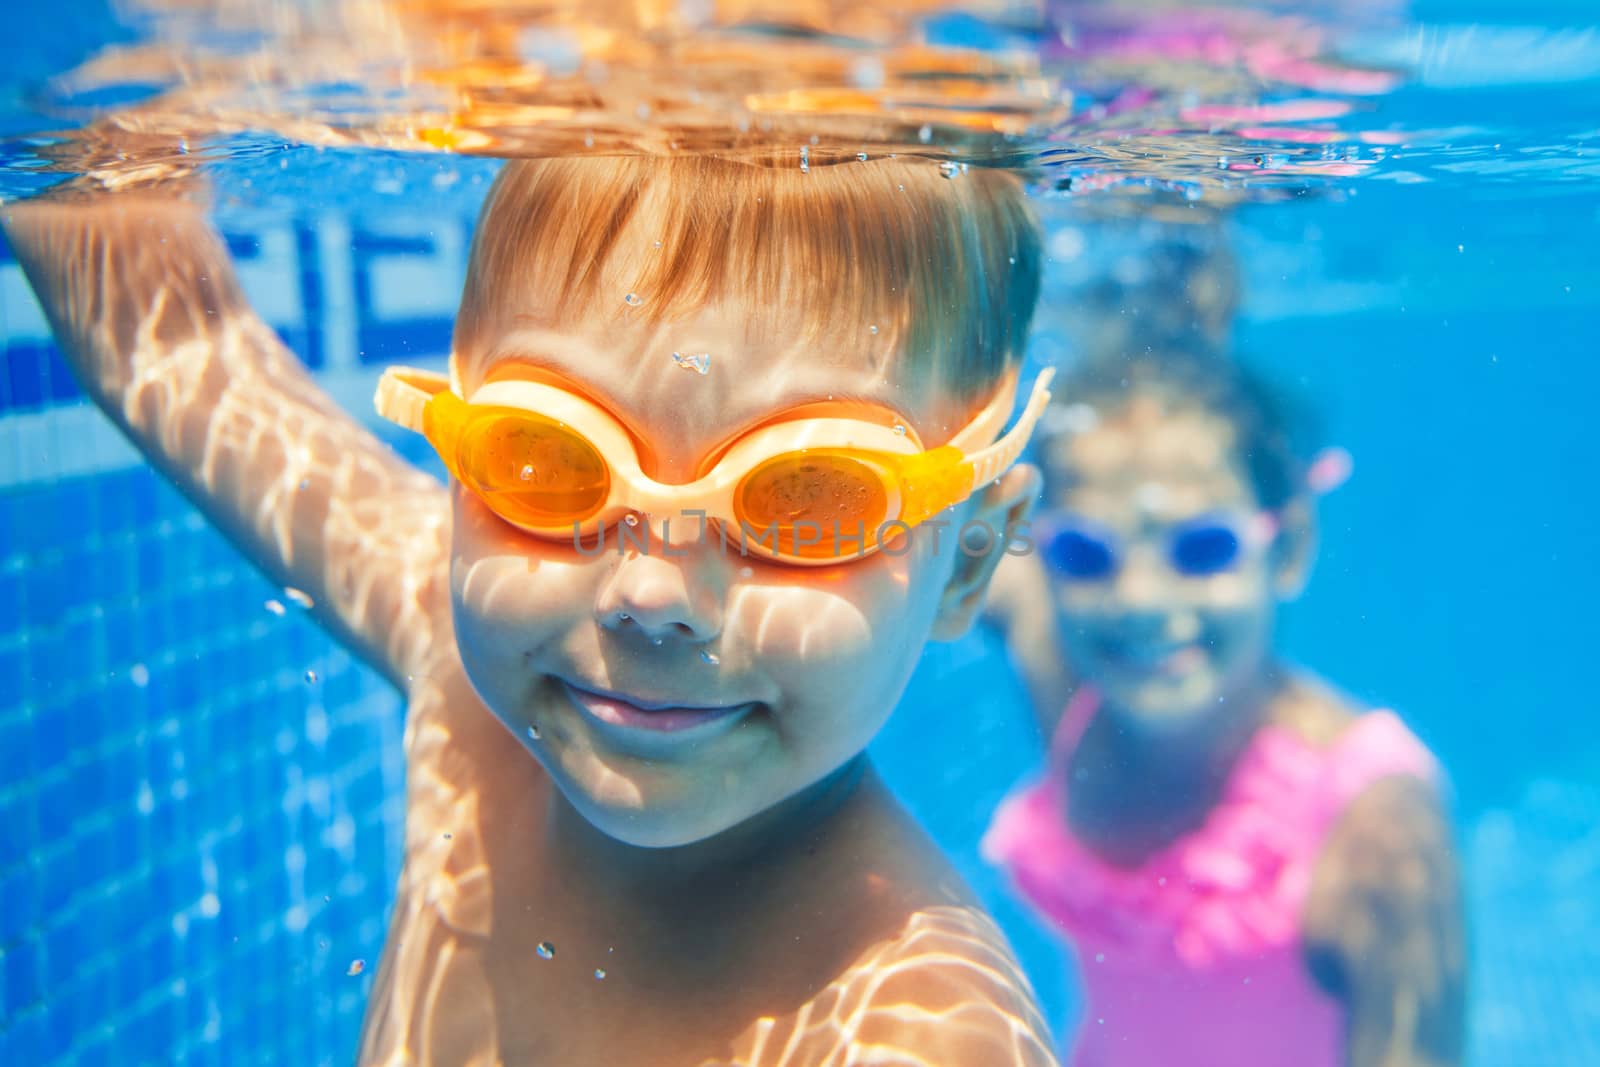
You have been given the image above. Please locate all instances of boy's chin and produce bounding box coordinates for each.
[574,794,755,850]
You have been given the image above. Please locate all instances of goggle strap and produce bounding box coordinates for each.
[962,367,1055,492]
[947,371,1022,454]
[374,367,451,432]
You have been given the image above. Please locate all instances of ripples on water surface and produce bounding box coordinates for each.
[3,0,1597,207]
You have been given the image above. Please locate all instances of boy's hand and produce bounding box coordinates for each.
[12,118,210,204]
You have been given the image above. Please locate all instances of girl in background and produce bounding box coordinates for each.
[983,226,1465,1066]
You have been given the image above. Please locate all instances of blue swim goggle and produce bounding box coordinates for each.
[1036,510,1279,582]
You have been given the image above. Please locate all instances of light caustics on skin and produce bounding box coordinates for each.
[701,908,1056,1067]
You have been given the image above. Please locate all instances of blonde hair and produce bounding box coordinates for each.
[453,150,1042,406]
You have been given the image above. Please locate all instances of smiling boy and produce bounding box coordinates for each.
[7,149,1058,1065]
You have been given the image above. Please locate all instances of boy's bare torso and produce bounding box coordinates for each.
[361,641,1054,1067]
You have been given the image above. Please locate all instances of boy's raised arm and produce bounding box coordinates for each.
[4,193,448,690]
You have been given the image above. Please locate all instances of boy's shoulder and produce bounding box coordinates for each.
[775,785,1060,1065]
[737,903,1059,1067]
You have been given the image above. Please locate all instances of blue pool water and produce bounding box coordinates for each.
[4,1,1600,1064]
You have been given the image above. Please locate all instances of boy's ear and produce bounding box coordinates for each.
[1273,496,1318,600]
[930,463,1043,642]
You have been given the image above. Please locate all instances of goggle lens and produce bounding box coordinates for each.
[735,451,891,561]
[1040,517,1252,581]
[1169,523,1242,577]
[1042,527,1117,581]
[457,411,611,529]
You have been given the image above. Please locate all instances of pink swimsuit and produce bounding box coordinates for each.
[982,689,1438,1067]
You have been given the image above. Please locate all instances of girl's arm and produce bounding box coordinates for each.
[3,193,449,690]
[1303,777,1468,1067]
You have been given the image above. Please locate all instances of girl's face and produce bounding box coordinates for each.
[446,296,1030,849]
[1040,394,1298,726]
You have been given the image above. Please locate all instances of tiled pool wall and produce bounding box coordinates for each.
[0,212,469,1066]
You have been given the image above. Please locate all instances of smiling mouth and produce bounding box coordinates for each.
[557,679,757,734]
[1099,641,1207,677]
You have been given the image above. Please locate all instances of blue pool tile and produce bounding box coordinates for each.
[33,773,75,843]
[35,848,78,919]
[0,568,21,623]
[41,918,84,991]
[28,706,69,774]
[74,1032,115,1067]
[6,485,74,556]
[93,478,138,536]
[128,474,170,529]
[2,937,42,1017]
[120,1005,168,1065]
[0,863,39,942]
[70,822,115,890]
[0,713,32,785]
[22,562,70,630]
[135,537,170,591]
[0,643,26,713]
[89,541,138,603]
[0,1006,47,1065]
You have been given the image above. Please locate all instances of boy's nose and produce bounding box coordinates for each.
[596,544,725,645]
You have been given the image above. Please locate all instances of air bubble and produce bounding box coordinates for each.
[527,724,541,741]
[799,146,810,174]
[700,650,720,665]
[623,293,643,307]
[671,352,711,374]
[536,942,555,960]
[284,587,314,610]
[893,424,907,436]
[305,670,318,684]
[347,959,365,976]
[623,513,640,527]
[594,968,607,980]
[264,599,286,616]
[918,124,933,144]
[868,324,879,335]
[520,464,536,481]
[856,152,868,162]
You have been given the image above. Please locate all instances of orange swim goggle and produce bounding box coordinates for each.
[375,365,1053,566]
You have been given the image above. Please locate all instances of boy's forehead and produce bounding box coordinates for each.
[466,311,972,448]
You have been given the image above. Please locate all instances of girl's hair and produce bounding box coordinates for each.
[453,150,1042,406]
[1049,348,1321,511]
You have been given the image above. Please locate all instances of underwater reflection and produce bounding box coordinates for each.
[17,0,1415,203]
